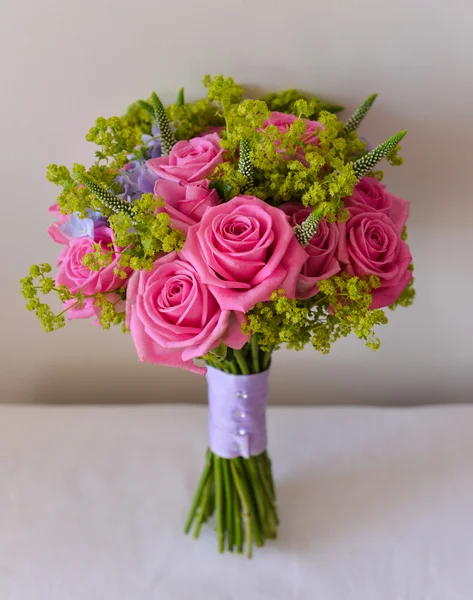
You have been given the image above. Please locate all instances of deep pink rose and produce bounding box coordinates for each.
[262,111,324,162]
[281,203,341,299]
[338,208,412,309]
[56,226,126,319]
[344,177,409,235]
[154,179,220,233]
[181,196,309,313]
[125,252,248,374]
[147,133,224,184]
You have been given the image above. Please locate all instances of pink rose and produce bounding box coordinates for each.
[147,133,224,184]
[181,196,309,313]
[344,177,409,235]
[281,203,341,299]
[47,203,69,245]
[154,179,220,233]
[56,226,126,319]
[262,112,324,162]
[126,252,248,374]
[338,208,413,309]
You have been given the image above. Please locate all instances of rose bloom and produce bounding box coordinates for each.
[281,203,341,299]
[181,196,309,313]
[344,176,409,235]
[147,133,224,184]
[154,179,220,233]
[262,111,324,162]
[126,253,248,374]
[47,203,69,245]
[56,226,126,319]
[338,208,412,309]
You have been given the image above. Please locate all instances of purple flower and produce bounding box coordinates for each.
[60,209,106,239]
[127,124,163,165]
[142,124,162,159]
[116,163,159,203]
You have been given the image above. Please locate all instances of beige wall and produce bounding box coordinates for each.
[2,0,472,405]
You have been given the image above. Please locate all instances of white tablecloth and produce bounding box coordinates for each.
[1,404,472,599]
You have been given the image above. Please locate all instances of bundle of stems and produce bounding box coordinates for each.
[185,340,278,557]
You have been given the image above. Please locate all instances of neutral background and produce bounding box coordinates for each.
[2,0,472,405]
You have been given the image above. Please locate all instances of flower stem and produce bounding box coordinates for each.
[230,461,253,558]
[222,459,234,551]
[233,479,243,553]
[184,449,212,533]
[250,336,260,374]
[215,457,224,553]
[262,348,272,371]
[193,462,214,539]
[233,349,250,375]
[235,458,264,547]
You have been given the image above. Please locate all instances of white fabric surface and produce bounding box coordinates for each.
[1,404,473,600]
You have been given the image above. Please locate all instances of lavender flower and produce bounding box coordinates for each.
[60,209,107,239]
[116,163,159,203]
[142,124,162,159]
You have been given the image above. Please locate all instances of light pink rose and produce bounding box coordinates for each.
[154,179,220,233]
[344,177,410,235]
[281,203,341,299]
[181,196,309,313]
[56,226,126,319]
[147,133,224,184]
[125,252,248,374]
[262,111,324,162]
[47,203,69,246]
[338,208,412,309]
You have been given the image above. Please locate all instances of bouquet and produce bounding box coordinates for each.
[21,76,415,557]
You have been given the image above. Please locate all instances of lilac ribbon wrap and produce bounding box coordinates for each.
[206,366,270,459]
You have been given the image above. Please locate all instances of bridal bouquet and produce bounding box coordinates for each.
[21,76,414,557]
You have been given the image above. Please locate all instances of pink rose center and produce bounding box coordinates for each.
[350,217,399,265]
[144,268,218,330]
[216,215,265,252]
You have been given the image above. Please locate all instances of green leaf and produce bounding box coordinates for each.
[177,87,185,107]
[137,100,155,119]
[209,180,232,201]
[209,342,228,361]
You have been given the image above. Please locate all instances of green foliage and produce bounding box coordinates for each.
[389,264,415,309]
[352,130,407,180]
[245,275,388,354]
[211,103,357,225]
[386,143,404,167]
[94,293,127,330]
[167,98,224,140]
[21,263,128,332]
[150,92,177,154]
[238,138,254,189]
[107,193,185,272]
[209,179,233,201]
[294,204,325,246]
[85,103,152,165]
[203,74,244,131]
[176,87,185,107]
[75,171,135,219]
[263,88,344,118]
[343,93,377,136]
[46,162,119,217]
